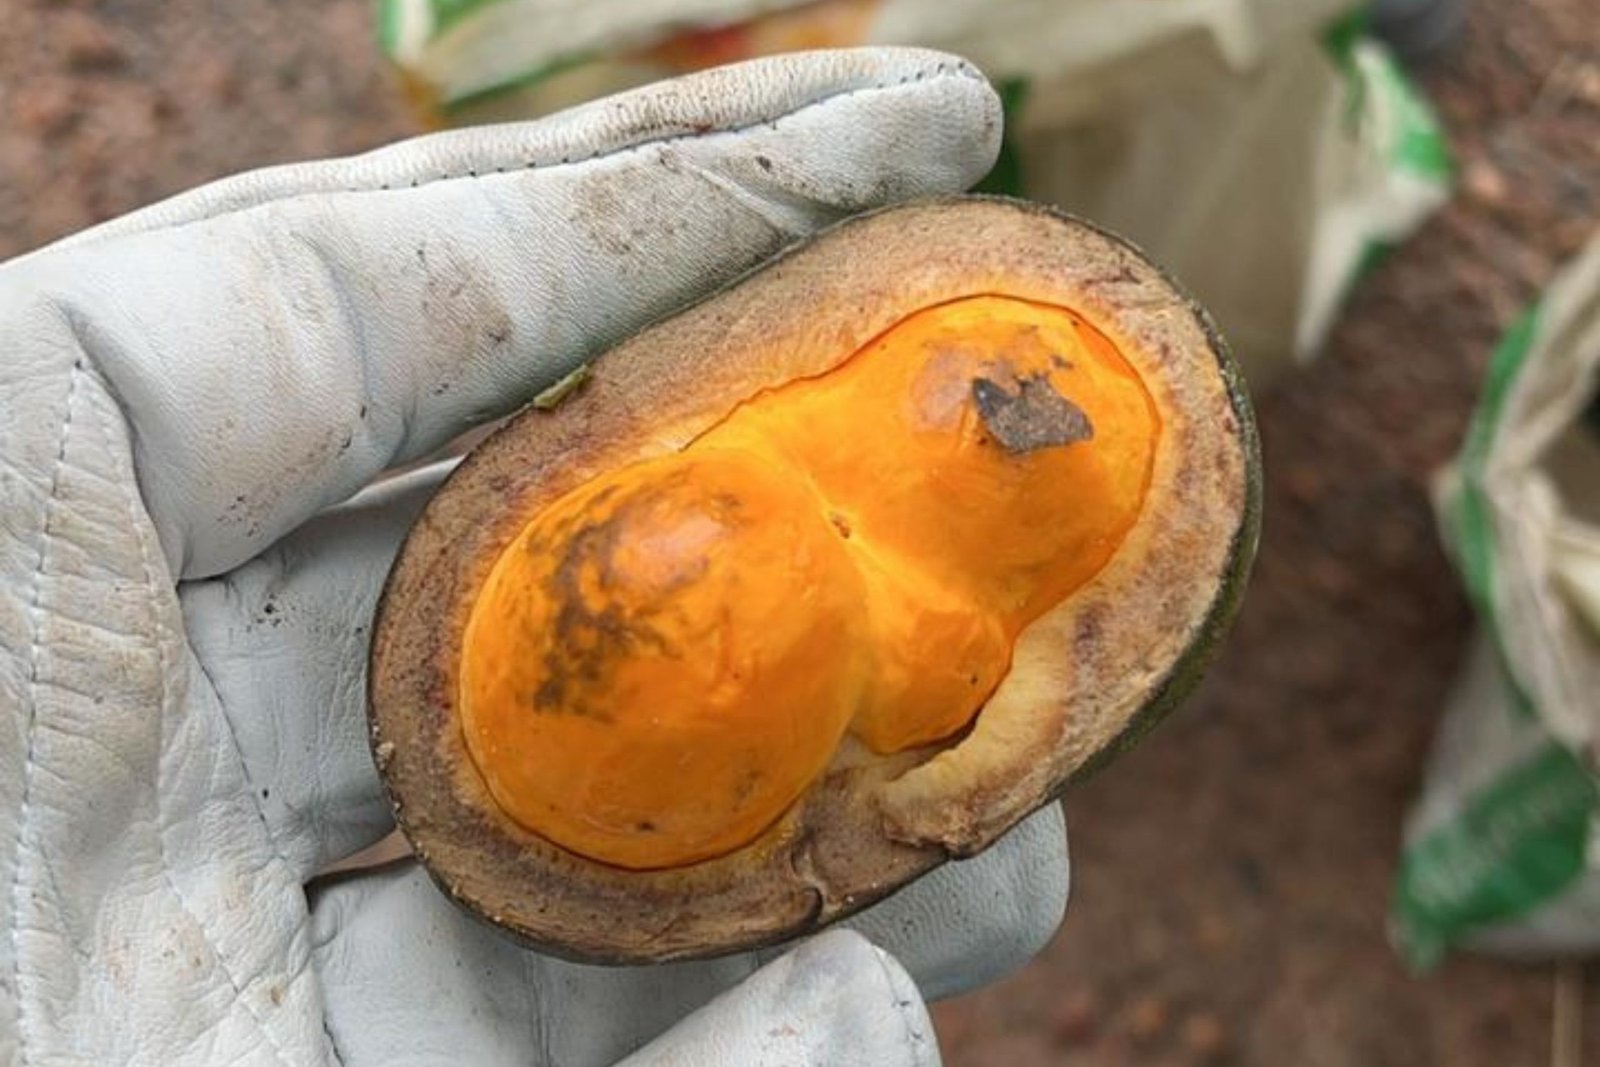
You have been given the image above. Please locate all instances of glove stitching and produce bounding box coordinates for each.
[517,929,553,1062]
[9,356,87,1067]
[43,59,983,245]
[868,947,938,1067]
[188,653,304,879]
[93,379,305,1067]
[357,64,973,195]
[320,1017,349,1067]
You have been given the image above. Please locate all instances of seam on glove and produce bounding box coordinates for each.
[190,654,301,879]
[9,356,87,1067]
[342,61,982,193]
[45,59,985,253]
[321,1018,349,1067]
[868,945,939,1067]
[361,63,979,196]
[517,929,554,1062]
[96,380,305,1067]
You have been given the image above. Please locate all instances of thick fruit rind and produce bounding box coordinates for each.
[368,196,1262,963]
[1051,208,1262,793]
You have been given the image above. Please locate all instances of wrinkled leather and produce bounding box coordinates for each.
[0,47,1068,1066]
[613,931,938,1067]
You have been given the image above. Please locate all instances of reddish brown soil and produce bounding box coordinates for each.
[3,1,1597,1064]
[0,2,418,257]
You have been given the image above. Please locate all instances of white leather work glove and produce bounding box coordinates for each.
[0,48,1069,1067]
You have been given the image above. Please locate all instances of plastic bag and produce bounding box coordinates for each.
[1394,232,1600,967]
[378,0,1450,389]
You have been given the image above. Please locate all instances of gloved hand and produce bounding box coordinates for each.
[0,48,1069,1067]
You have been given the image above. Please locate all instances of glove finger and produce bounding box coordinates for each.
[15,47,998,579]
[310,812,1060,1065]
[839,802,1068,1001]
[177,463,451,880]
[616,930,938,1067]
[311,862,764,1067]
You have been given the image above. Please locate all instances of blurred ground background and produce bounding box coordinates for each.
[2,0,1596,1064]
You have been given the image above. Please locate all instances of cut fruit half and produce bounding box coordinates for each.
[369,196,1261,963]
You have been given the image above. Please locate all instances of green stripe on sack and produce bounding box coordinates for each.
[1322,7,1370,132]
[1366,48,1452,181]
[1397,298,1599,968]
[376,0,513,53]
[1450,304,1541,623]
[1321,7,1452,180]
[428,0,516,40]
[1353,238,1398,285]
[1321,6,1369,70]
[1395,740,1599,969]
[377,0,401,55]
[441,50,599,114]
[974,77,1031,198]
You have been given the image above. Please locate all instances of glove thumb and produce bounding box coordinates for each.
[617,930,939,1067]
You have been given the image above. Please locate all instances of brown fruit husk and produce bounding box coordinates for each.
[368,196,1261,963]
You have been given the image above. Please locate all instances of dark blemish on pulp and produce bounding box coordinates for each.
[530,485,703,718]
[972,372,1095,454]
